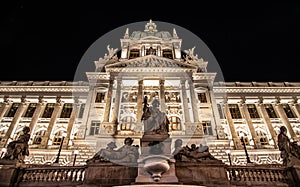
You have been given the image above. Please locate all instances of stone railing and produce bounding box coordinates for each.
[18,165,86,187]
[226,164,294,186]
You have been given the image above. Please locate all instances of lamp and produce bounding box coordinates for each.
[73,149,79,166]
[54,132,67,164]
[1,147,7,158]
[225,150,232,166]
[239,132,251,164]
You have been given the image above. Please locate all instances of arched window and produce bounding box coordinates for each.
[169,116,181,131]
[32,130,46,145]
[0,129,7,142]
[256,129,269,145]
[53,131,66,145]
[120,116,135,130]
[237,131,250,145]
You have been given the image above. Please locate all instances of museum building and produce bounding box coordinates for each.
[1,20,299,167]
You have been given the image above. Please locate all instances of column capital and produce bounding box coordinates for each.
[3,95,10,104]
[138,79,143,85]
[257,96,263,104]
[21,95,26,103]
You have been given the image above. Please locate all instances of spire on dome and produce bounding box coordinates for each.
[124,28,129,39]
[173,28,178,38]
[144,19,158,33]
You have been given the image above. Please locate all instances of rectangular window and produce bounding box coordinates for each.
[217,104,224,119]
[129,49,140,59]
[197,93,207,103]
[169,116,181,130]
[264,104,278,118]
[78,103,85,118]
[247,104,260,118]
[6,103,20,117]
[42,103,55,118]
[282,104,296,118]
[162,49,173,59]
[90,121,101,135]
[121,92,138,103]
[24,103,37,117]
[229,104,242,119]
[202,121,213,135]
[165,92,181,103]
[95,92,106,103]
[60,103,73,118]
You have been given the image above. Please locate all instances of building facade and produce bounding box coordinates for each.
[0,20,299,166]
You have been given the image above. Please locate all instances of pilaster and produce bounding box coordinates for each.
[274,97,296,139]
[224,99,242,149]
[41,97,63,148]
[2,96,28,147]
[256,97,278,149]
[28,96,45,139]
[238,98,260,149]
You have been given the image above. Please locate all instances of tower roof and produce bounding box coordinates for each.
[130,19,172,39]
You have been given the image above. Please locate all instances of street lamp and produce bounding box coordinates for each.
[239,132,251,164]
[54,132,67,164]
[1,148,7,158]
[73,149,79,166]
[225,150,232,166]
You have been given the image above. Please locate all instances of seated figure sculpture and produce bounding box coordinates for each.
[172,139,216,162]
[87,137,139,164]
[2,126,30,164]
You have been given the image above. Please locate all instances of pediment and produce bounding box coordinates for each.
[105,55,197,70]
[140,36,162,40]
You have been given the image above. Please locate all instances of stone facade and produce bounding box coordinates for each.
[0,20,300,168]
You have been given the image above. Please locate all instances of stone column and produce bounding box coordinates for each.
[0,96,10,120]
[136,79,144,121]
[28,96,46,139]
[208,88,220,137]
[159,79,166,112]
[103,79,114,123]
[238,99,260,148]
[41,97,64,148]
[291,97,300,139]
[64,102,78,148]
[224,100,242,149]
[135,79,144,134]
[180,79,190,123]
[2,96,28,147]
[274,98,296,139]
[111,79,122,124]
[189,80,199,123]
[79,84,96,139]
[256,98,278,149]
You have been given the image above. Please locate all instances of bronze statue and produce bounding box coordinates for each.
[141,97,169,135]
[87,137,139,164]
[172,139,216,162]
[277,126,300,166]
[2,126,30,164]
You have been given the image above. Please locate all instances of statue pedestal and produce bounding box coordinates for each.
[0,159,21,187]
[175,160,229,186]
[83,162,138,187]
[135,134,179,184]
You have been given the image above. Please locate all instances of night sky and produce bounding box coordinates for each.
[1,1,300,83]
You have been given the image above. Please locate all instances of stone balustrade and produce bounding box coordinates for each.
[19,166,86,186]
[226,165,293,186]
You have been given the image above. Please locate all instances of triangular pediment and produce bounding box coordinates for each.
[105,55,198,70]
[140,36,162,40]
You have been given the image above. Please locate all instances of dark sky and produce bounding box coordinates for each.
[1,1,300,82]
